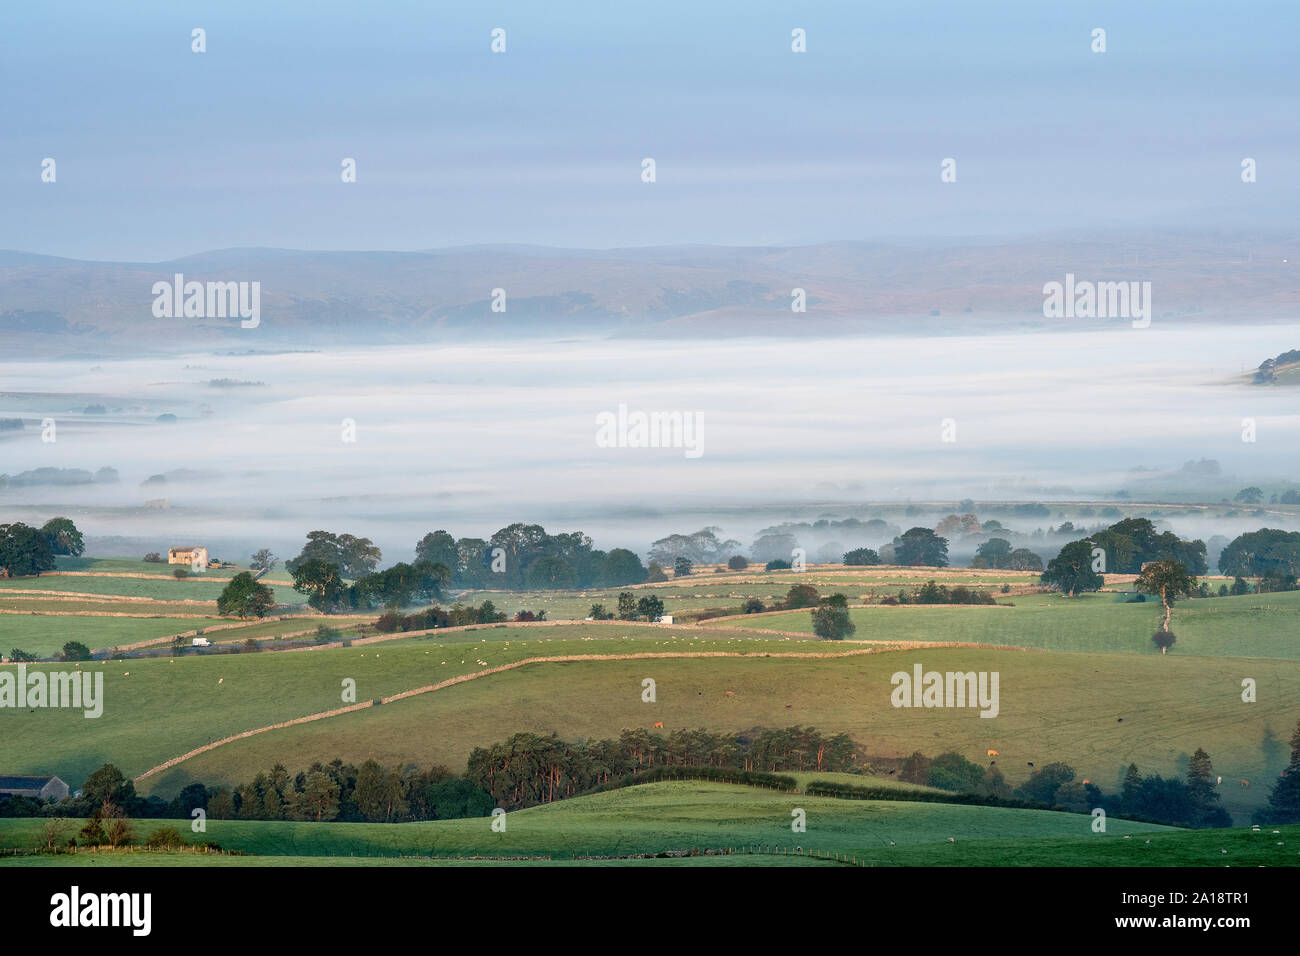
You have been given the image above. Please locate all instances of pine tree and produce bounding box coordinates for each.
[1122,763,1141,801]
[1260,719,1300,824]
[1186,748,1225,826]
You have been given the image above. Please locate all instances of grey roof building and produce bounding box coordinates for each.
[0,775,70,801]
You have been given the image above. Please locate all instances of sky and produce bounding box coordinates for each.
[2,0,1298,261]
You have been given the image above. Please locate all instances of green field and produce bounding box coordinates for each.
[714,590,1300,660]
[0,614,231,657]
[0,781,1193,864]
[2,554,1297,864]
[2,619,1293,824]
[4,780,1291,866]
[149,641,1296,820]
[459,566,1048,620]
[0,573,305,606]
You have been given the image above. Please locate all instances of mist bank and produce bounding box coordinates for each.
[1,326,1298,563]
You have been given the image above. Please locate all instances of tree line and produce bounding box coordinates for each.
[467,726,858,810]
[9,720,1298,829]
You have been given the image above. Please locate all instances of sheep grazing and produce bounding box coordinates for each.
[1217,776,1222,785]
[946,837,955,843]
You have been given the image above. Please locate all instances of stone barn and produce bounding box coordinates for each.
[168,546,208,566]
[0,775,70,801]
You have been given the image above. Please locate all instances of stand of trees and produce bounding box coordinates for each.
[970,538,1043,571]
[0,517,83,577]
[216,572,276,619]
[373,599,506,632]
[290,557,450,613]
[1218,529,1300,587]
[1088,518,1207,575]
[892,581,997,605]
[889,527,949,567]
[468,725,858,811]
[415,524,648,591]
[886,747,1234,828]
[842,547,881,566]
[1255,719,1300,824]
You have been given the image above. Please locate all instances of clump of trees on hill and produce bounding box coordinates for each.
[217,572,276,619]
[413,524,649,592]
[373,599,507,632]
[1089,518,1208,575]
[0,517,86,577]
[468,726,858,810]
[1218,529,1300,590]
[889,581,997,605]
[290,556,450,614]
[888,527,949,567]
[648,528,742,566]
[286,531,383,578]
[970,538,1043,571]
[611,591,665,621]
[842,547,880,566]
[1040,518,1207,597]
[892,746,1235,829]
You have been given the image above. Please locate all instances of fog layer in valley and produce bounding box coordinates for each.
[2,324,1297,564]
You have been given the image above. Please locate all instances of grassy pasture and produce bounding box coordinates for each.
[0,851,825,867]
[0,781,1184,864]
[52,557,249,578]
[0,572,307,605]
[0,614,232,658]
[457,565,1048,620]
[0,595,216,615]
[0,623,1267,821]
[713,590,1300,660]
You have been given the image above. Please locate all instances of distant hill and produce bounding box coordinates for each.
[3,230,1297,356]
[1250,348,1300,384]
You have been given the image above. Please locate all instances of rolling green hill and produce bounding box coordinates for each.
[0,781,1187,864]
[714,591,1300,660]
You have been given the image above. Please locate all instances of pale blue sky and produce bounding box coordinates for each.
[2,0,1296,260]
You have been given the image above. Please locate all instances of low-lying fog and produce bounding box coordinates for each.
[2,323,1297,564]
